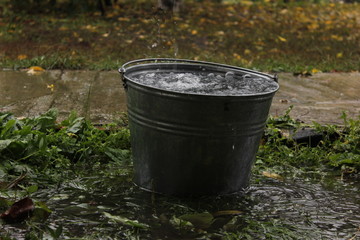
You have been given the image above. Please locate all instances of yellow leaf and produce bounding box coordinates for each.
[325,20,332,25]
[17,54,27,60]
[244,49,251,55]
[311,68,321,74]
[118,17,130,22]
[331,35,343,41]
[102,33,109,38]
[278,36,287,42]
[336,52,343,58]
[83,25,97,32]
[240,0,253,6]
[141,19,151,24]
[200,18,206,24]
[226,6,235,12]
[47,84,55,92]
[27,66,45,75]
[233,53,242,60]
[191,30,198,35]
[30,66,45,71]
[262,171,283,181]
[58,26,68,31]
[105,12,116,18]
[280,9,288,14]
[269,48,280,53]
[307,22,319,31]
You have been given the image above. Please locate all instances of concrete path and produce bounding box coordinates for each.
[0,70,359,125]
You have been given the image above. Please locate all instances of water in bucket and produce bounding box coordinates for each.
[128,71,278,95]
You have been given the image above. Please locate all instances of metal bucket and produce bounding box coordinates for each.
[119,58,279,196]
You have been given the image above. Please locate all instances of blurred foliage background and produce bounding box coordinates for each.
[0,0,359,71]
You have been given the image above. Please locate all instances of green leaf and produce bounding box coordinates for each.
[36,201,52,213]
[1,119,17,138]
[179,212,214,229]
[103,212,150,229]
[0,139,14,151]
[105,147,130,162]
[66,118,84,133]
[27,185,38,194]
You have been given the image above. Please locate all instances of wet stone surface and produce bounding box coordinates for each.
[0,70,359,124]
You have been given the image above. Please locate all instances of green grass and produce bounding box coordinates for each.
[0,1,359,72]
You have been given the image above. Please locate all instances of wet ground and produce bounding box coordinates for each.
[1,70,359,124]
[4,168,360,239]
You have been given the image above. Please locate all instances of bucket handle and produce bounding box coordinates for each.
[119,58,278,89]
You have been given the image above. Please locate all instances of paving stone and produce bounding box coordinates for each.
[1,70,359,125]
[88,71,127,124]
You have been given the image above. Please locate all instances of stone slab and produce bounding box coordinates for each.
[1,70,359,125]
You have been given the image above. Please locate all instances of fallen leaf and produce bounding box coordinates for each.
[103,212,149,229]
[311,68,321,74]
[118,17,130,22]
[262,171,284,181]
[331,35,343,41]
[17,54,27,60]
[216,30,225,36]
[179,212,214,229]
[1,197,35,223]
[27,66,45,75]
[336,52,343,58]
[47,84,55,92]
[278,36,287,42]
[244,49,251,55]
[58,26,68,31]
[212,210,242,218]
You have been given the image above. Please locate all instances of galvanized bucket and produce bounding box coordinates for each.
[119,58,279,196]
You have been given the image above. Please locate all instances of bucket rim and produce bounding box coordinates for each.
[119,58,279,97]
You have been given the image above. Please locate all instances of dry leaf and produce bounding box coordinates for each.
[311,68,321,74]
[17,54,27,60]
[47,84,55,92]
[1,197,35,223]
[278,36,287,42]
[27,66,45,75]
[336,52,343,58]
[262,171,284,181]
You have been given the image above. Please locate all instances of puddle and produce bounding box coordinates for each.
[3,166,359,239]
